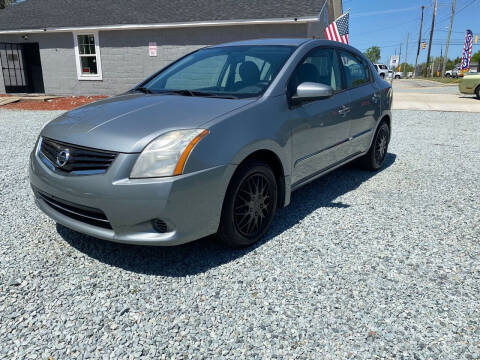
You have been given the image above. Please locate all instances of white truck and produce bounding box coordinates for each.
[445,66,460,78]
[374,64,389,79]
[386,70,403,79]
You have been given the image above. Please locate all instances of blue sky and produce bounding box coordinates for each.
[345,0,480,65]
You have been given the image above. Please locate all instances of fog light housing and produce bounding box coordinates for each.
[152,219,168,233]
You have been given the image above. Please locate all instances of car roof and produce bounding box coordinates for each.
[210,38,314,47]
[210,39,368,58]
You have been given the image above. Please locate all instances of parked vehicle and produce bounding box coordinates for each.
[445,66,460,78]
[459,73,480,99]
[374,63,389,79]
[385,70,402,79]
[30,39,393,247]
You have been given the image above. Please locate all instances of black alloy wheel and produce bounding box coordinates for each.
[374,124,389,165]
[217,161,277,247]
[357,121,390,171]
[233,173,273,238]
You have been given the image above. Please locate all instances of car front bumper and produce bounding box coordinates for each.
[29,148,234,246]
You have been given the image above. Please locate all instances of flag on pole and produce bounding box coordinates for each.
[324,11,349,44]
[461,29,473,71]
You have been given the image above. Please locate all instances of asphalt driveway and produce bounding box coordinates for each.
[1,109,479,359]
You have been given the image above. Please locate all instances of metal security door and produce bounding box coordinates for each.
[0,43,29,93]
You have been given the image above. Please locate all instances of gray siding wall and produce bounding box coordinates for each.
[0,22,309,95]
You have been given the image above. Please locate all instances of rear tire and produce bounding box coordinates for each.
[395,75,400,79]
[446,73,451,78]
[357,121,390,171]
[475,85,480,99]
[217,160,277,247]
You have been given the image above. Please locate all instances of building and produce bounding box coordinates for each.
[0,0,342,95]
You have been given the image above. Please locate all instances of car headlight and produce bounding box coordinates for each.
[130,129,209,178]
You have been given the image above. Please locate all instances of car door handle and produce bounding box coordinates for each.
[338,105,350,116]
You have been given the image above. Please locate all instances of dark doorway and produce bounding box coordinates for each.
[0,42,45,93]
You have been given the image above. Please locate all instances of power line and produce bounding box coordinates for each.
[436,0,478,23]
[352,18,419,37]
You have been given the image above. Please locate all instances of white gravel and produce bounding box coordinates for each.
[0,109,479,359]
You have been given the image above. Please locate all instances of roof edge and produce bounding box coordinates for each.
[0,16,319,34]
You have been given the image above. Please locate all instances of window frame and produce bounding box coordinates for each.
[73,31,103,81]
[286,45,344,98]
[337,49,373,90]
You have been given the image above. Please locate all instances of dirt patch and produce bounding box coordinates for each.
[0,96,108,110]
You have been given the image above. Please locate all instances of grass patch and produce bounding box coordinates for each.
[419,77,460,84]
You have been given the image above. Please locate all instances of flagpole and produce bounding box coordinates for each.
[323,9,350,43]
[317,0,328,20]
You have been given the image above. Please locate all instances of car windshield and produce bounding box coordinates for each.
[140,45,296,99]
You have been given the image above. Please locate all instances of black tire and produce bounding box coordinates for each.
[380,73,385,79]
[217,160,278,247]
[395,75,401,79]
[475,85,480,100]
[445,73,451,78]
[357,121,390,171]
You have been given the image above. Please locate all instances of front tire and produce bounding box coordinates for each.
[217,161,277,247]
[358,121,390,171]
[475,85,480,99]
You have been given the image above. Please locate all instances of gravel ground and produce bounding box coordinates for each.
[0,109,479,359]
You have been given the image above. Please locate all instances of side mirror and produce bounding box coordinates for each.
[291,82,334,105]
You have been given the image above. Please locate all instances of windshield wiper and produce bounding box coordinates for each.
[157,89,196,96]
[158,89,239,99]
[135,86,152,94]
[201,94,240,99]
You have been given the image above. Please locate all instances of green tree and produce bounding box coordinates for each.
[446,56,462,70]
[399,62,414,73]
[471,50,480,64]
[364,46,381,63]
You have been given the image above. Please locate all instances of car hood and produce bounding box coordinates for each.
[41,93,255,152]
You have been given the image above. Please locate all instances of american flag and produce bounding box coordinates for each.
[461,29,473,70]
[324,11,349,44]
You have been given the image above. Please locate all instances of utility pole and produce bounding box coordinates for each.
[404,32,409,77]
[414,6,425,78]
[398,42,402,72]
[425,0,438,77]
[441,0,456,77]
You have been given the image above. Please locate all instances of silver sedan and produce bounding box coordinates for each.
[30,38,392,247]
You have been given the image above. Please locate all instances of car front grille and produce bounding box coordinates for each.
[40,137,118,175]
[34,188,112,229]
